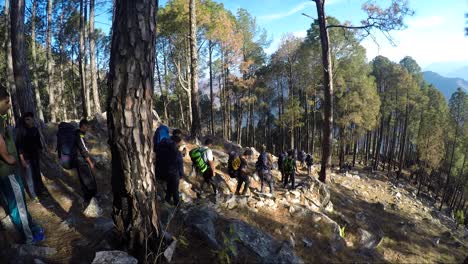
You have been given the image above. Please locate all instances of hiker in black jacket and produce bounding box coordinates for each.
[73,119,97,203]
[16,112,44,200]
[257,145,274,194]
[156,135,185,205]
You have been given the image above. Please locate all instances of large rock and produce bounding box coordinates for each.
[184,206,220,248]
[213,174,232,194]
[358,228,383,249]
[184,206,303,264]
[13,244,57,258]
[84,198,103,218]
[92,251,137,264]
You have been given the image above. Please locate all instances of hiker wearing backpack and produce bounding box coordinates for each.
[256,145,274,194]
[278,151,287,183]
[305,153,313,176]
[189,138,217,196]
[16,112,44,201]
[0,88,45,244]
[299,150,306,168]
[73,119,97,203]
[228,149,251,195]
[155,135,184,205]
[283,149,298,190]
[153,124,170,153]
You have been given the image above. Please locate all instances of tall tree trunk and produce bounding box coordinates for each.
[30,0,44,121]
[189,0,201,139]
[4,0,20,122]
[315,0,334,183]
[58,0,67,121]
[79,0,88,118]
[209,41,214,135]
[107,0,159,260]
[46,0,56,122]
[89,0,101,115]
[397,100,410,179]
[11,0,38,117]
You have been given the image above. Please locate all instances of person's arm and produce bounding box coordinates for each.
[77,133,94,169]
[207,149,215,177]
[35,128,43,150]
[177,152,184,178]
[0,135,16,165]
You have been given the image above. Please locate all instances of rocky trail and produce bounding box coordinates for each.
[1,119,467,263]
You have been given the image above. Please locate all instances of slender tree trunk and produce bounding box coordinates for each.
[89,0,101,115]
[352,139,358,167]
[4,0,20,122]
[30,0,44,121]
[11,0,38,117]
[59,0,67,121]
[315,0,334,183]
[46,0,57,122]
[397,101,410,179]
[107,0,159,260]
[208,41,214,135]
[79,0,88,118]
[189,0,201,139]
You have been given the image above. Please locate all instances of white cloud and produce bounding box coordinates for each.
[258,0,341,22]
[259,2,313,22]
[406,16,444,29]
[292,30,307,38]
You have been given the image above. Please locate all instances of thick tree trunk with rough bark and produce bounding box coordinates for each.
[46,0,56,122]
[189,0,201,139]
[107,0,159,260]
[89,0,101,114]
[30,0,44,121]
[315,0,334,183]
[11,0,38,117]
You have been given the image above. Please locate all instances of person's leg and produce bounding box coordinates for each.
[30,157,45,194]
[241,175,250,195]
[267,174,274,194]
[76,161,97,202]
[260,171,265,193]
[283,173,289,187]
[173,178,180,205]
[235,177,242,195]
[0,174,35,243]
[165,177,173,204]
[22,163,37,200]
[291,172,296,190]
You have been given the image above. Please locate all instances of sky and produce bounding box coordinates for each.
[95,0,468,69]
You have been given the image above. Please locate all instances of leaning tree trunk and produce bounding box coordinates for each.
[79,0,88,118]
[10,0,38,117]
[315,0,334,183]
[209,41,215,136]
[89,0,102,115]
[107,0,159,261]
[46,0,57,122]
[30,0,44,121]
[189,0,201,139]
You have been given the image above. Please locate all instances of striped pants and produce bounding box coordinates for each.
[0,173,36,243]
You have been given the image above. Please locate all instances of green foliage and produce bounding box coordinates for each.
[339,226,346,238]
[213,227,239,264]
[455,210,465,227]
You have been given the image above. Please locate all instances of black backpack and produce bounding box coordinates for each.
[57,122,77,169]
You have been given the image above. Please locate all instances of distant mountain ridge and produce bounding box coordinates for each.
[422,71,468,100]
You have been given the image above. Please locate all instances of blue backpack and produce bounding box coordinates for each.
[153,125,170,151]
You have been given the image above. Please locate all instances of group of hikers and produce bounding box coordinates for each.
[0,86,97,245]
[0,82,314,245]
[153,124,315,206]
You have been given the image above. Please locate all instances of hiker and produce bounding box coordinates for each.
[283,149,298,190]
[189,138,217,196]
[16,112,45,202]
[305,153,313,176]
[172,129,187,157]
[299,150,306,168]
[0,88,44,244]
[155,135,184,205]
[73,119,97,204]
[228,149,251,195]
[278,151,287,183]
[153,124,170,153]
[256,145,274,194]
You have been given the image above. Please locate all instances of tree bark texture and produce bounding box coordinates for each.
[315,0,334,183]
[79,0,89,118]
[30,0,44,121]
[46,0,57,122]
[11,0,38,117]
[89,0,102,114]
[189,0,201,139]
[107,0,159,260]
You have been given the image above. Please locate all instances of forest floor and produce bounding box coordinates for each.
[0,120,467,263]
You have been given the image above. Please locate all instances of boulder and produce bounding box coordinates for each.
[213,174,232,194]
[184,206,220,248]
[14,245,57,258]
[92,251,137,264]
[164,240,177,262]
[358,228,383,249]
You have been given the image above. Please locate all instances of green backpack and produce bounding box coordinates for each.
[189,147,209,173]
[284,157,295,174]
